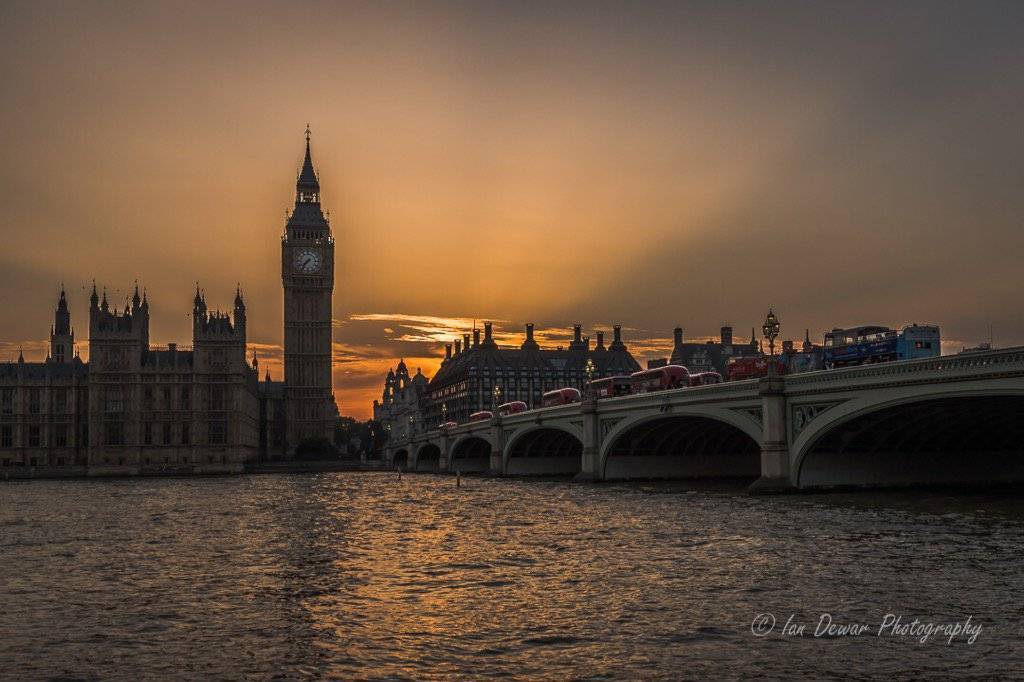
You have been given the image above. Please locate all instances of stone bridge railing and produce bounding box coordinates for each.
[383,346,1024,490]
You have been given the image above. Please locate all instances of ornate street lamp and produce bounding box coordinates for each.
[441,402,448,427]
[585,358,595,397]
[493,384,502,410]
[762,308,780,377]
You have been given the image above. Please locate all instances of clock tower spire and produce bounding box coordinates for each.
[282,127,337,451]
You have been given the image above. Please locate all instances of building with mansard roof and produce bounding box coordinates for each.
[417,321,641,428]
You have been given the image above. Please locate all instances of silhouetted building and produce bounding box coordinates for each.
[669,325,761,375]
[0,130,343,468]
[373,360,430,443]
[0,286,260,468]
[422,322,641,426]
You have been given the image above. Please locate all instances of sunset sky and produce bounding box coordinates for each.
[2,1,1023,418]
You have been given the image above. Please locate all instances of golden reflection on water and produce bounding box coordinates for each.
[1,474,1022,679]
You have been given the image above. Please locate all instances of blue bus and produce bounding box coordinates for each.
[824,324,939,369]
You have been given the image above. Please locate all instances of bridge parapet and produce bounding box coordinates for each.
[784,346,1024,393]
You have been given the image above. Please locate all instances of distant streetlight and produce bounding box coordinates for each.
[763,308,781,377]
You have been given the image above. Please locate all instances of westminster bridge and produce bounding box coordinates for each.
[382,346,1024,491]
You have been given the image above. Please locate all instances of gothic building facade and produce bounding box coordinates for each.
[0,131,339,469]
[0,285,260,468]
[372,360,430,443]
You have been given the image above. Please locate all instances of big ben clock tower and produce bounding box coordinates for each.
[282,127,336,449]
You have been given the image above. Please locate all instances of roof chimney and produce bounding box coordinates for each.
[463,333,471,350]
[595,331,605,350]
[674,327,683,346]
[454,339,462,355]
[573,324,582,342]
[445,344,452,360]
[522,323,539,351]
[610,324,626,351]
[473,328,480,347]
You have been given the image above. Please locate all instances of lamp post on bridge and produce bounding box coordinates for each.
[493,384,502,412]
[763,308,780,379]
[441,402,448,428]
[585,358,595,398]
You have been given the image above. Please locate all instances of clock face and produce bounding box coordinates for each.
[293,248,322,274]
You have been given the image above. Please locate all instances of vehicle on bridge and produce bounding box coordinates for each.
[469,411,493,422]
[498,401,528,416]
[688,371,723,386]
[630,365,689,393]
[726,356,787,381]
[440,421,459,430]
[586,376,632,399]
[823,324,940,369]
[541,388,581,407]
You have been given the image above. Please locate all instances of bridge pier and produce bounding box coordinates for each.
[750,374,796,494]
[438,433,450,472]
[489,415,505,475]
[575,397,602,482]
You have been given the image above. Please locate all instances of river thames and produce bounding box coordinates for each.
[1,473,1022,679]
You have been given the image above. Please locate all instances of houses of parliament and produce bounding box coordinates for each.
[0,131,337,470]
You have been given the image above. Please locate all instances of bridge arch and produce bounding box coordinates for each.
[794,392,1024,489]
[415,443,442,472]
[449,435,492,473]
[392,448,409,469]
[505,426,583,476]
[601,412,761,480]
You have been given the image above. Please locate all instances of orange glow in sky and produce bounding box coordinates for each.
[2,3,1022,419]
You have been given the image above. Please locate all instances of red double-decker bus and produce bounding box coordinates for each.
[688,371,723,387]
[541,388,581,407]
[498,401,528,416]
[586,376,632,399]
[469,411,493,422]
[726,357,787,381]
[440,421,459,430]
[630,365,689,393]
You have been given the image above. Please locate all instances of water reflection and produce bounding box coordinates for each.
[0,474,1021,679]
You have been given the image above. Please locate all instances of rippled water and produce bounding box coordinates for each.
[2,474,1022,680]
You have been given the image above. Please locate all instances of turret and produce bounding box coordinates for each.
[445,344,452,360]
[594,330,606,351]
[233,285,247,334]
[473,328,480,348]
[721,326,733,345]
[673,327,683,348]
[50,286,74,364]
